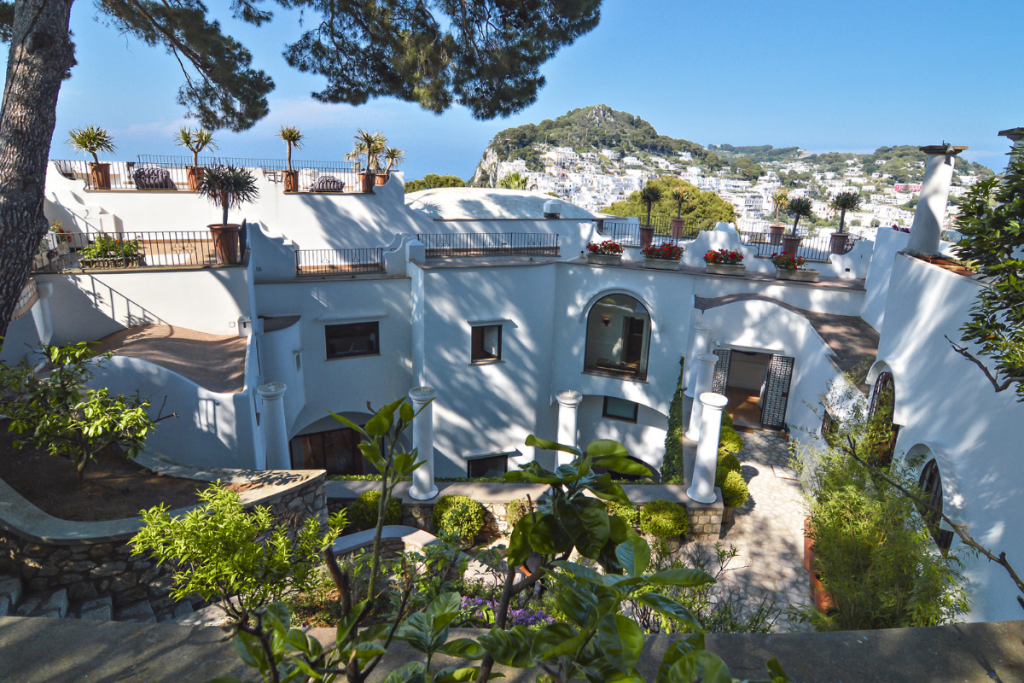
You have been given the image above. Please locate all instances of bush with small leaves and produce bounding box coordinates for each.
[719,425,744,455]
[638,499,690,539]
[605,500,640,527]
[432,494,485,541]
[718,452,741,475]
[348,489,402,531]
[720,470,750,509]
[505,498,531,530]
[721,410,734,429]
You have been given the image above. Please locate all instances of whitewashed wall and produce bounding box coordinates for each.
[576,396,668,474]
[257,318,306,432]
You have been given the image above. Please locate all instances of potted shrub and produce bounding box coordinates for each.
[197,165,259,264]
[769,188,789,244]
[174,127,217,191]
[829,191,861,253]
[278,126,304,192]
[349,129,385,193]
[380,146,405,185]
[638,183,662,248]
[669,186,690,239]
[783,196,813,255]
[641,241,683,270]
[79,232,143,268]
[586,240,624,265]
[67,126,116,190]
[772,251,820,282]
[703,248,745,276]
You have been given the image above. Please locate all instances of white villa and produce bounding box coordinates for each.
[4,143,1022,623]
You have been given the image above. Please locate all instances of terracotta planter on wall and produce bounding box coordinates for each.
[208,224,241,264]
[670,218,687,240]
[829,232,850,254]
[769,224,785,245]
[358,172,376,194]
[374,172,388,186]
[638,226,655,249]
[283,170,299,193]
[89,163,111,190]
[781,235,803,255]
[186,166,203,192]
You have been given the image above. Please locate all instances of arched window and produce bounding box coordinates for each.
[919,459,954,552]
[868,371,899,466]
[584,294,651,380]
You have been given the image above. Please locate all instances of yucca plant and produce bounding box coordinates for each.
[831,191,862,234]
[669,186,690,219]
[787,196,814,235]
[639,183,662,226]
[174,127,217,169]
[278,126,304,173]
[348,129,385,172]
[383,146,405,174]
[771,188,789,224]
[66,126,115,166]
[198,165,259,226]
[498,171,529,190]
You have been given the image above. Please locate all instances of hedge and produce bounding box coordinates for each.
[718,425,744,455]
[661,357,686,484]
[720,470,750,509]
[347,489,403,531]
[432,494,485,540]
[638,499,690,538]
[606,501,639,527]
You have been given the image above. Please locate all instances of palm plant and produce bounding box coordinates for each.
[787,196,814,235]
[348,129,386,172]
[383,147,405,174]
[278,126,304,173]
[174,127,217,169]
[669,186,690,219]
[831,191,862,234]
[771,188,789,224]
[498,171,529,190]
[198,165,259,226]
[66,126,116,166]
[639,183,662,226]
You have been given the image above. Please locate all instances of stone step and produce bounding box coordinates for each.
[76,596,113,622]
[17,589,68,619]
[0,576,24,611]
[114,600,156,624]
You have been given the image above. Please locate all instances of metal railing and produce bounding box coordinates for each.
[54,156,367,193]
[419,233,560,258]
[32,227,247,272]
[295,248,386,276]
[596,217,717,246]
[739,230,863,262]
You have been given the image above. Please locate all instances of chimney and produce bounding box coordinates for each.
[905,143,968,256]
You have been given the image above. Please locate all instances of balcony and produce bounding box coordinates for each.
[294,248,386,276]
[419,232,560,258]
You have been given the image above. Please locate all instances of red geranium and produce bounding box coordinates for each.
[587,240,623,255]
[703,248,744,265]
[771,252,807,270]
[642,242,684,260]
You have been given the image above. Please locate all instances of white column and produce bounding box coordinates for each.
[685,353,719,441]
[685,324,713,398]
[687,392,729,504]
[555,390,583,467]
[906,144,966,256]
[257,383,289,471]
[408,386,439,501]
[30,281,54,346]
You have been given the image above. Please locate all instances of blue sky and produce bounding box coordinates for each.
[39,0,1023,179]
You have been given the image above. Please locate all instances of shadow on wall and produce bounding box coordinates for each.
[42,274,167,346]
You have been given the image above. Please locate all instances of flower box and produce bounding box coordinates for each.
[704,263,745,276]
[643,257,679,271]
[775,267,819,283]
[586,253,622,266]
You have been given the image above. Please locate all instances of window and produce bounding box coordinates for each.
[325,321,379,359]
[467,454,508,478]
[919,459,954,552]
[294,351,302,371]
[289,427,364,475]
[584,294,651,380]
[603,396,638,423]
[471,324,502,363]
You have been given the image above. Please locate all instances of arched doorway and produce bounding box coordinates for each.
[868,371,899,465]
[584,293,651,380]
[919,459,954,552]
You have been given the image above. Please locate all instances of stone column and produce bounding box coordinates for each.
[685,324,713,398]
[258,383,289,471]
[906,144,967,256]
[556,390,583,467]
[687,392,729,504]
[408,386,439,501]
[30,281,54,346]
[685,353,719,441]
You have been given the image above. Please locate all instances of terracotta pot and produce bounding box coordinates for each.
[643,257,680,271]
[670,218,687,240]
[775,267,820,283]
[187,166,203,192]
[374,172,389,186]
[829,232,850,254]
[586,253,622,266]
[811,572,833,612]
[781,235,803,255]
[704,263,745,276]
[804,518,814,571]
[89,163,111,190]
[638,226,655,249]
[769,224,785,245]
[283,170,299,193]
[358,172,376,194]
[208,224,241,264]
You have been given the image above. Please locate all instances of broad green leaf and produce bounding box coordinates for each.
[667,651,732,683]
[531,623,586,661]
[328,410,367,436]
[478,626,537,668]
[646,567,715,588]
[551,560,604,586]
[394,612,432,653]
[354,623,389,644]
[354,641,386,661]
[365,411,392,437]
[608,515,639,544]
[336,600,368,645]
[638,593,705,633]
[262,602,290,633]
[233,632,263,669]
[383,660,425,683]
[555,497,609,558]
[526,434,582,458]
[766,657,792,682]
[284,627,309,653]
[585,439,630,459]
[427,591,463,630]
[555,581,599,629]
[399,401,414,424]
[593,456,652,477]
[438,638,487,660]
[597,614,644,673]
[656,634,706,683]
[528,512,572,555]
[434,666,497,683]
[587,477,632,506]
[507,512,537,567]
[615,537,651,577]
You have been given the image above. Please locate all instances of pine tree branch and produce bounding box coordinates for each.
[945,335,1020,392]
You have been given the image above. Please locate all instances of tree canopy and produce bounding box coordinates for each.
[404,174,466,193]
[600,177,737,226]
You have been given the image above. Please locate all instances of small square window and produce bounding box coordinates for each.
[325,322,379,360]
[471,324,502,364]
[603,396,638,423]
[468,454,508,479]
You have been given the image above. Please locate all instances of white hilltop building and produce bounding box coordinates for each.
[5,141,1022,623]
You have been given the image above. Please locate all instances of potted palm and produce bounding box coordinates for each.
[174,127,217,192]
[669,186,690,239]
[772,251,819,282]
[279,126,304,193]
[67,126,116,190]
[641,242,683,270]
[586,240,624,265]
[197,165,259,264]
[783,196,813,256]
[830,191,861,253]
[703,248,745,276]
[380,146,405,185]
[769,188,789,244]
[349,129,384,193]
[638,184,662,249]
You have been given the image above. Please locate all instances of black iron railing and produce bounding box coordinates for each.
[596,218,717,246]
[295,248,386,276]
[32,226,248,272]
[739,230,863,262]
[419,233,560,258]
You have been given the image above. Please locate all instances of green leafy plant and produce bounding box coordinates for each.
[498,171,530,190]
[81,232,140,260]
[639,183,662,226]
[132,482,347,622]
[721,410,734,429]
[638,499,690,539]
[662,357,685,484]
[831,191,861,234]
[349,129,386,172]
[0,342,173,481]
[383,147,405,174]
[432,495,485,542]
[505,498,531,531]
[717,470,749,510]
[348,489,403,531]
[786,196,814,235]
[278,126,304,172]
[174,127,218,168]
[718,425,744,455]
[66,125,115,165]
[197,165,259,226]
[771,188,789,224]
[669,186,691,219]
[718,452,741,475]
[605,501,639,527]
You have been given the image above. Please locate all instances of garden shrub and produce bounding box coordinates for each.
[719,470,749,509]
[348,489,402,531]
[721,411,734,429]
[718,426,744,455]
[432,494,485,540]
[606,501,639,527]
[505,498,531,530]
[661,357,685,483]
[638,499,690,538]
[718,452,741,475]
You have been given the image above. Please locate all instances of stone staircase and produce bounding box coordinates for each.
[0,574,194,623]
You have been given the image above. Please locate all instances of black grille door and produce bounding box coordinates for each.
[760,355,794,429]
[712,349,731,393]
